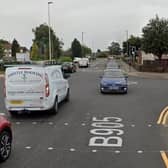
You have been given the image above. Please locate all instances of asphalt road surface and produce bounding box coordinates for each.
[1,59,168,168]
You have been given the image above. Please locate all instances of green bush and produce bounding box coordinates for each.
[58,56,72,63]
[97,52,108,58]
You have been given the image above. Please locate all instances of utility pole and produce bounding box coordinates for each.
[48,1,53,61]
[126,30,129,57]
[82,32,84,57]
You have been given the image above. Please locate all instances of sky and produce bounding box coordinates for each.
[0,0,168,51]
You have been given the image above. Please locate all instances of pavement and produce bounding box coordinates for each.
[118,60,168,80]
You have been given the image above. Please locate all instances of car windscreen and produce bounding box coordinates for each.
[103,71,124,78]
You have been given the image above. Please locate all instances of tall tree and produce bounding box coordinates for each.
[108,42,121,55]
[11,39,20,57]
[82,45,92,56]
[32,23,63,60]
[142,15,168,60]
[122,35,142,55]
[30,42,39,60]
[71,38,82,59]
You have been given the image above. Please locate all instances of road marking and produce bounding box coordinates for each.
[92,150,97,153]
[89,117,124,147]
[16,122,21,125]
[48,147,54,150]
[82,123,86,126]
[161,151,168,168]
[64,123,69,126]
[0,113,6,116]
[131,124,135,127]
[157,106,168,124]
[70,148,76,152]
[48,122,54,125]
[148,124,152,127]
[163,111,168,125]
[115,150,121,154]
[25,146,32,149]
[137,150,143,154]
[32,122,37,125]
[128,81,138,85]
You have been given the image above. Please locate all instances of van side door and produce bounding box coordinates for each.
[50,70,63,103]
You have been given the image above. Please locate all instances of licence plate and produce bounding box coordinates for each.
[110,86,118,90]
[10,100,23,105]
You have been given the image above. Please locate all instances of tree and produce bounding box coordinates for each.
[142,15,168,60]
[122,35,142,55]
[32,23,63,60]
[108,42,121,55]
[30,42,39,60]
[0,43,4,58]
[11,39,20,58]
[71,38,82,59]
[82,45,92,56]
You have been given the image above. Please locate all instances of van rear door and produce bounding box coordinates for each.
[5,66,45,108]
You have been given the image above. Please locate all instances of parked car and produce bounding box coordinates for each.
[0,116,12,162]
[78,58,89,68]
[73,57,81,64]
[5,65,70,115]
[61,62,77,73]
[100,71,128,94]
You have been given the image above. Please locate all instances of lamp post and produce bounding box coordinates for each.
[48,1,53,61]
[126,30,129,57]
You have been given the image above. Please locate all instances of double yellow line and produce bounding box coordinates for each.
[157,106,168,125]
[158,107,168,167]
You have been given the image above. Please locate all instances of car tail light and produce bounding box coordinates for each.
[45,73,50,97]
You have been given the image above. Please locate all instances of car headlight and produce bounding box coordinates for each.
[101,82,108,86]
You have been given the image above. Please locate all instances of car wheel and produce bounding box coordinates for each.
[50,98,58,114]
[0,131,12,162]
[65,89,70,102]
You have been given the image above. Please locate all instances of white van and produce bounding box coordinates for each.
[78,58,89,68]
[5,65,70,115]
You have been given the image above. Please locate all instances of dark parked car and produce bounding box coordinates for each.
[62,62,77,73]
[100,71,128,94]
[0,116,12,162]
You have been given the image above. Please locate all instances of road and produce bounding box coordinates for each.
[1,59,168,168]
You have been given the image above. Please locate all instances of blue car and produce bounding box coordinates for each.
[100,71,128,94]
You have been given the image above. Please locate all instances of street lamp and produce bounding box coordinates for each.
[48,1,53,60]
[82,32,85,57]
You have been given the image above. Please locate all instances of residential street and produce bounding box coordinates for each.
[1,59,168,168]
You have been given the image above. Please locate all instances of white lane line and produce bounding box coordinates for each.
[48,122,54,125]
[32,122,37,125]
[16,122,21,125]
[48,147,54,150]
[70,148,76,152]
[128,81,138,85]
[0,113,6,116]
[148,124,152,127]
[64,123,69,126]
[115,150,121,154]
[137,150,143,154]
[92,150,97,153]
[25,146,32,149]
[82,123,86,126]
[131,124,135,127]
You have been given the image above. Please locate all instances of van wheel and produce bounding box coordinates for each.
[65,89,70,102]
[0,131,12,162]
[51,98,58,115]
[9,111,17,117]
